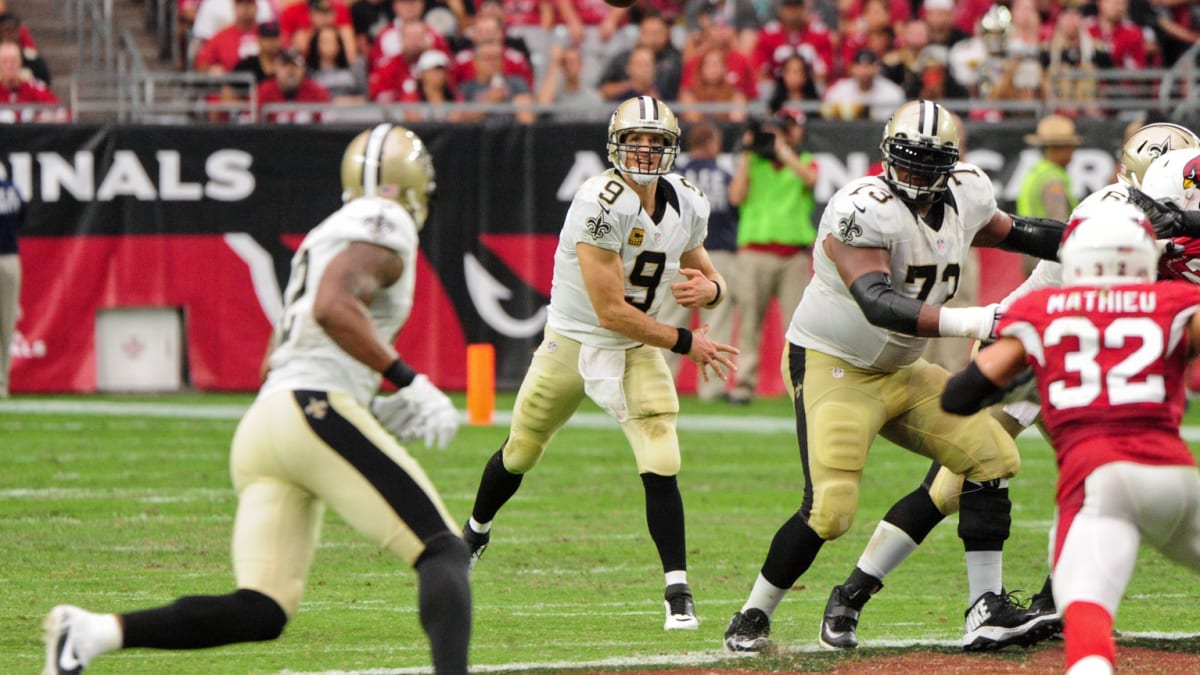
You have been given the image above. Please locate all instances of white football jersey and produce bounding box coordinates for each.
[788,164,996,371]
[999,181,1131,309]
[261,196,419,405]
[547,170,710,349]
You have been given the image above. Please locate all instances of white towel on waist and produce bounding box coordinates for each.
[578,345,628,423]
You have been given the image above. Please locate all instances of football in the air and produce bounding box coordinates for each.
[604,0,638,7]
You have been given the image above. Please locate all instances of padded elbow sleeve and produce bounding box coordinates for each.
[1000,216,1065,260]
[848,271,924,335]
[941,361,1003,415]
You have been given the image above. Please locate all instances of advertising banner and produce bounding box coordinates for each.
[4,118,1130,393]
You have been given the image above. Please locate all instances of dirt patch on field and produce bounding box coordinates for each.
[595,644,1200,674]
[829,645,1200,673]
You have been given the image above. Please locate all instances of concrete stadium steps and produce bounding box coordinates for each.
[14,0,169,102]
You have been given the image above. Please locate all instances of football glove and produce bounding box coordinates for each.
[371,374,460,450]
[938,304,1002,342]
[1126,186,1200,238]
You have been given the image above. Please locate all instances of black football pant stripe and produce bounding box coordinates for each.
[787,343,816,521]
[294,390,450,544]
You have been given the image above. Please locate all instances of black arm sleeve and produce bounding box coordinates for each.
[998,215,1066,261]
[941,361,1003,415]
[847,271,924,335]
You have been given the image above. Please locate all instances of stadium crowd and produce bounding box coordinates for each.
[5,0,1194,123]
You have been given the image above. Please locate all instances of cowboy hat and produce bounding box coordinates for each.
[1024,114,1083,147]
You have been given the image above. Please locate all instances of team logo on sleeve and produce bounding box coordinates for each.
[837,212,863,243]
[585,213,613,240]
[628,227,644,246]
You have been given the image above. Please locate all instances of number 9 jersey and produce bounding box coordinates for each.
[787,163,996,371]
[547,169,710,349]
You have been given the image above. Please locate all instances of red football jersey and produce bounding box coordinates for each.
[1158,236,1200,284]
[998,281,1200,499]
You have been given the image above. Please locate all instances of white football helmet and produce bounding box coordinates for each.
[1118,123,1200,187]
[1137,147,1200,211]
[1059,202,1159,286]
[341,124,437,229]
[606,96,680,186]
[880,99,960,205]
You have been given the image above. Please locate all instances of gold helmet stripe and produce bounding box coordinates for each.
[362,123,393,197]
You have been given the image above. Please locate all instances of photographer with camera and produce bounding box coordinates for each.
[726,107,818,404]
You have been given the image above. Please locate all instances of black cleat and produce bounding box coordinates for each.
[461,524,490,571]
[723,608,771,652]
[663,583,698,630]
[819,583,876,650]
[962,590,1062,651]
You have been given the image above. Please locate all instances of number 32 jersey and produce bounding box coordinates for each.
[787,164,996,371]
[547,170,710,349]
[998,280,1200,465]
[261,196,419,405]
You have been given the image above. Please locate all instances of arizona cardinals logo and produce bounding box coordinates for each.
[1182,155,1200,190]
[585,214,613,240]
[838,212,863,243]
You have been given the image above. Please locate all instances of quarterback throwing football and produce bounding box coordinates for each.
[462,95,737,631]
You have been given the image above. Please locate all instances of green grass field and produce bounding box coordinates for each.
[2,393,1198,674]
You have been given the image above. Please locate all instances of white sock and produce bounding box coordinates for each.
[965,550,1003,605]
[1066,655,1115,675]
[665,570,688,587]
[73,610,123,664]
[467,517,491,534]
[857,521,919,580]
[742,574,788,618]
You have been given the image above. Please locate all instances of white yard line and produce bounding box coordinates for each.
[5,398,1200,440]
[277,633,1200,675]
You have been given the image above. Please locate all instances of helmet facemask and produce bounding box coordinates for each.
[880,100,960,206]
[606,96,680,186]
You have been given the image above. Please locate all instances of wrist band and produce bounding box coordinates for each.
[383,358,418,388]
[670,327,693,355]
[705,280,722,308]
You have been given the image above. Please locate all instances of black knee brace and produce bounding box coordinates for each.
[957,479,1011,551]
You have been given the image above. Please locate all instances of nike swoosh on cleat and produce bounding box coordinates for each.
[57,634,82,672]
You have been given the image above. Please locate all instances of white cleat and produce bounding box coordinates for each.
[42,605,87,675]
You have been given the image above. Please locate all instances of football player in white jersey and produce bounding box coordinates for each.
[722,99,1073,654]
[460,96,738,631]
[812,121,1200,653]
[41,125,470,675]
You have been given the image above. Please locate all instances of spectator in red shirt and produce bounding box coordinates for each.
[194,0,260,73]
[368,19,433,101]
[370,0,450,73]
[753,0,835,90]
[451,14,535,89]
[682,10,758,101]
[0,15,49,85]
[1086,0,1147,69]
[257,47,332,122]
[0,41,65,122]
[0,0,36,50]
[281,0,357,64]
[678,46,748,122]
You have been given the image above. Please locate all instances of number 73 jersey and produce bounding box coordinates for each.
[547,170,709,349]
[998,280,1200,457]
[787,165,996,371]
